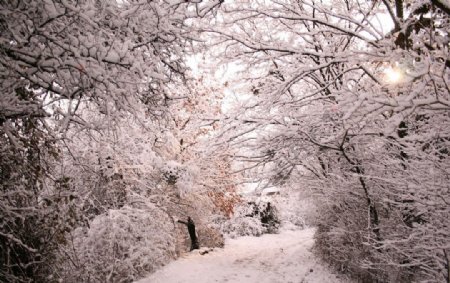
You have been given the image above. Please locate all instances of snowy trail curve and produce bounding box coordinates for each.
[136,228,351,283]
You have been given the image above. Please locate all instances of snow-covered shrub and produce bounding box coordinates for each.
[221,216,265,238]
[218,201,280,238]
[197,226,225,248]
[259,202,281,233]
[58,203,175,283]
[247,201,280,233]
[314,193,376,281]
[0,107,76,282]
[314,157,450,283]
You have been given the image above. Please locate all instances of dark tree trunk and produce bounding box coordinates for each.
[395,0,404,19]
[178,217,199,251]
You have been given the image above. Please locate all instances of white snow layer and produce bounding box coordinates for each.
[135,228,352,283]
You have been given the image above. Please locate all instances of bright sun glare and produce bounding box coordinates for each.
[384,67,403,84]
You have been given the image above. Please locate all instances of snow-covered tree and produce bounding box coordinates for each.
[199,0,450,281]
[0,0,225,130]
[0,0,225,281]
[167,76,243,218]
[49,82,236,280]
[0,103,69,282]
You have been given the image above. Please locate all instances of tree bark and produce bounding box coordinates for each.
[395,0,404,19]
[178,217,200,251]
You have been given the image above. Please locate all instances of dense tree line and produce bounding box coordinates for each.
[1,0,449,282]
[0,1,227,282]
[200,0,449,282]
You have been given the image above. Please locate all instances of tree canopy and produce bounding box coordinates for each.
[0,0,449,282]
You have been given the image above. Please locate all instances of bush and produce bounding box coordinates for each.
[197,226,225,248]
[314,196,379,281]
[57,203,175,283]
[218,201,280,238]
[221,216,265,238]
[313,181,449,283]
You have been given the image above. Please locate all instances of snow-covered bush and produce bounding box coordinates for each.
[197,226,225,248]
[314,192,376,281]
[58,203,175,283]
[0,108,77,282]
[218,201,280,238]
[221,216,265,238]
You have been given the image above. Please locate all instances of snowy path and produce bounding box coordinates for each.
[136,228,351,283]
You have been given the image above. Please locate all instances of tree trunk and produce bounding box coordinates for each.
[178,217,200,251]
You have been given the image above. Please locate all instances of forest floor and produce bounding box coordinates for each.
[136,227,352,283]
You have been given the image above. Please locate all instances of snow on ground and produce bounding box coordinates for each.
[135,227,352,283]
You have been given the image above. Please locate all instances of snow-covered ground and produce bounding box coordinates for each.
[136,228,352,283]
